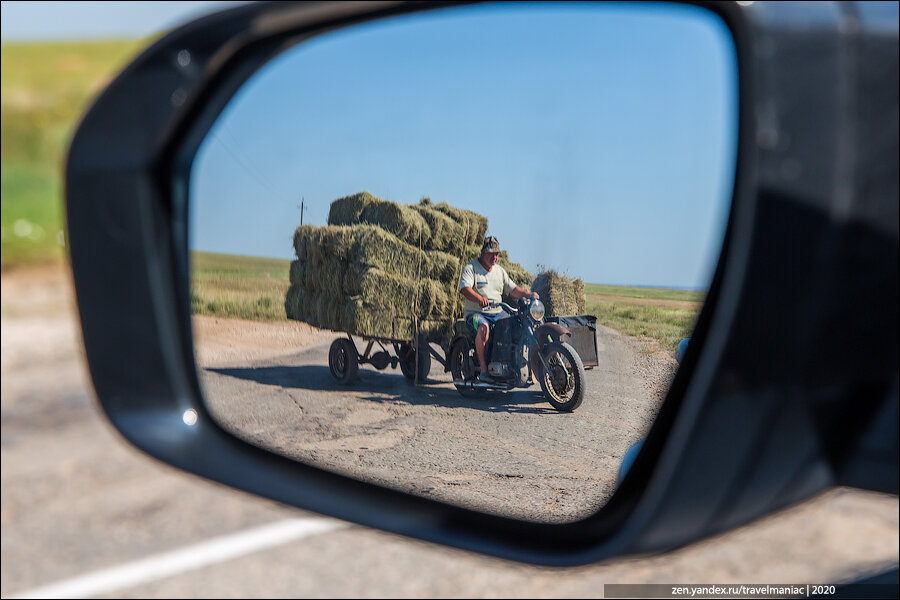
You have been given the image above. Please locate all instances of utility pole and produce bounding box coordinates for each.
[299,196,305,225]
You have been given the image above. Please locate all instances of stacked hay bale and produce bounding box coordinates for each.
[497,251,534,294]
[286,192,533,343]
[328,193,487,256]
[531,270,586,317]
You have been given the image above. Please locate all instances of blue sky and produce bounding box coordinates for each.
[191,2,738,289]
[3,1,738,290]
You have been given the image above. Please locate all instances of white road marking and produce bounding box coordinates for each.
[10,518,346,599]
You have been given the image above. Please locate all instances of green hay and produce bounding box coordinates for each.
[343,265,452,318]
[573,278,586,314]
[285,283,451,342]
[531,270,586,317]
[328,191,488,256]
[429,200,488,248]
[328,191,431,250]
[294,224,460,283]
[410,201,480,256]
[290,234,536,336]
[498,251,534,290]
[326,191,374,225]
[291,196,533,342]
[290,257,350,297]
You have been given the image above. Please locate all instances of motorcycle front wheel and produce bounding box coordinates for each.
[538,341,585,411]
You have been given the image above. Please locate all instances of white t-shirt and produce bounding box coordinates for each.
[458,258,516,316]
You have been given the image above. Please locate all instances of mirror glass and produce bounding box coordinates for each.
[189,1,737,523]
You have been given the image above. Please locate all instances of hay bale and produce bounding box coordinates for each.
[498,251,533,290]
[343,265,452,318]
[291,228,536,334]
[292,224,465,338]
[329,192,490,256]
[430,201,488,248]
[411,200,488,256]
[291,196,534,341]
[344,298,449,341]
[329,191,431,250]
[294,224,460,283]
[290,257,348,297]
[293,224,354,264]
[289,260,303,285]
[573,278,586,314]
[326,191,373,225]
[285,284,327,325]
[287,282,450,342]
[531,270,586,317]
[285,284,302,321]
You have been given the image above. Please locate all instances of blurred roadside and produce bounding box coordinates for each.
[1,39,144,270]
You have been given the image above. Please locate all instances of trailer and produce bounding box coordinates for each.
[326,316,448,385]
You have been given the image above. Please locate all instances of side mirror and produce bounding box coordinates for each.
[66,0,898,565]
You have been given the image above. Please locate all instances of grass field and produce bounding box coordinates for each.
[1,39,144,269]
[190,251,292,321]
[584,283,705,302]
[585,284,704,350]
[191,250,703,349]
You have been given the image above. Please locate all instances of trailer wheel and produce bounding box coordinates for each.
[399,335,431,382]
[328,338,358,384]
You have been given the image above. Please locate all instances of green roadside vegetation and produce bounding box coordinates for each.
[584,283,705,350]
[587,299,699,350]
[190,251,292,321]
[1,39,144,269]
[584,283,705,302]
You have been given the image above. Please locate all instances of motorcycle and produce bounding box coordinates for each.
[447,297,586,411]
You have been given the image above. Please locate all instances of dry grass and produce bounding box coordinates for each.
[190,251,290,321]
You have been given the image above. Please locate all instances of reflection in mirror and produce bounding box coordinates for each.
[189,2,737,523]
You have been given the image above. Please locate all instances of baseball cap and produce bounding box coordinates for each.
[481,236,501,254]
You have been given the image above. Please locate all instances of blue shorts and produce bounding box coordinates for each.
[466,311,504,334]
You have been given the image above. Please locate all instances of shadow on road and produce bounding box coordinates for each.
[206,365,561,415]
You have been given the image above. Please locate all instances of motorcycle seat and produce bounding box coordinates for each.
[453,320,470,337]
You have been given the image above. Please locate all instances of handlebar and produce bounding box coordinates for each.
[488,301,516,314]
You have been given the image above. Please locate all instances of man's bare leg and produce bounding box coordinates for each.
[475,322,490,373]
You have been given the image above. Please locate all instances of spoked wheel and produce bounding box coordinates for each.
[398,335,432,382]
[449,339,483,397]
[328,338,358,384]
[538,341,585,411]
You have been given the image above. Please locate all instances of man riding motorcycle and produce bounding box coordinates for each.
[457,236,539,382]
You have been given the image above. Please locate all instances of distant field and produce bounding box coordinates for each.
[583,283,705,350]
[1,39,144,269]
[584,283,705,303]
[191,251,292,321]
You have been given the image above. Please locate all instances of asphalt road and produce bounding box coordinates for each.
[2,268,897,598]
[198,321,669,523]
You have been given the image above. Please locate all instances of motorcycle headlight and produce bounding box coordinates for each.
[529,299,545,321]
